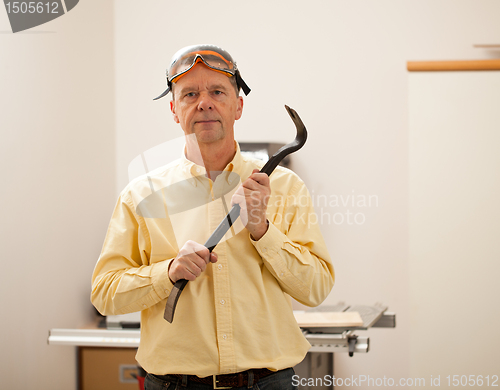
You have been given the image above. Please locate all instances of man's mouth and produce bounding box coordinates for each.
[195,119,219,125]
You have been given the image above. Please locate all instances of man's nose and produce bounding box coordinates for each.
[197,93,213,111]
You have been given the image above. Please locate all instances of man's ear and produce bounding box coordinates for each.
[170,100,180,123]
[235,96,244,121]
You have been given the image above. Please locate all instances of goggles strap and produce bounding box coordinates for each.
[235,70,251,96]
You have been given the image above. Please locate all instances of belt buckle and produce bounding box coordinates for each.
[213,375,232,389]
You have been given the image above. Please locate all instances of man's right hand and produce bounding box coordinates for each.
[168,240,218,283]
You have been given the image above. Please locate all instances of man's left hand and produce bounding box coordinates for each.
[231,169,270,240]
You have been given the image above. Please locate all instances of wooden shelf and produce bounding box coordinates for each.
[407,59,500,72]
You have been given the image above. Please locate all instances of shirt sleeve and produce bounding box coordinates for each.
[250,179,335,307]
[91,192,175,315]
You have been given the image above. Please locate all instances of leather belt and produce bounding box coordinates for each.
[154,368,275,389]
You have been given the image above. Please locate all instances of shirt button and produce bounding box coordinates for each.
[280,272,284,277]
[262,247,267,253]
[218,264,223,270]
[222,334,227,340]
[220,299,225,305]
[142,304,147,308]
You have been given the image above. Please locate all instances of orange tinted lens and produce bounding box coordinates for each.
[169,50,234,81]
[192,50,232,68]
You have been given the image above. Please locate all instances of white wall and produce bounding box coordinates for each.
[1,1,500,389]
[0,1,115,389]
[409,71,500,386]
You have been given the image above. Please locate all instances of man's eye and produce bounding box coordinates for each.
[186,92,196,97]
[213,90,222,95]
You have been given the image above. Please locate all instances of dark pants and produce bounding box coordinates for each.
[144,368,298,390]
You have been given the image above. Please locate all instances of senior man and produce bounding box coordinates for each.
[91,44,334,390]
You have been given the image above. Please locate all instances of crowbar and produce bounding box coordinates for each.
[164,105,308,323]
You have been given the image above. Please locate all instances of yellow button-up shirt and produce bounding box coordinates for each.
[91,143,334,377]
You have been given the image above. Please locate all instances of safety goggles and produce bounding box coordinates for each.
[153,44,251,100]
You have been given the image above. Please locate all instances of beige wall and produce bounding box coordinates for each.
[1,1,500,389]
[0,1,115,389]
[409,71,500,386]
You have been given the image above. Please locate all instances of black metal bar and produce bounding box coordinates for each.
[164,105,307,323]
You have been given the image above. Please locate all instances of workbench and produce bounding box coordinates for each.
[48,303,395,390]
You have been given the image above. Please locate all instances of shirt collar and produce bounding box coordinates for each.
[180,141,245,178]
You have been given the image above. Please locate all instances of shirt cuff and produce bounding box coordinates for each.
[151,259,175,300]
[250,222,284,255]
[250,223,311,297]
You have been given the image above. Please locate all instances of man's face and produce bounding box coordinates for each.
[170,64,243,145]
